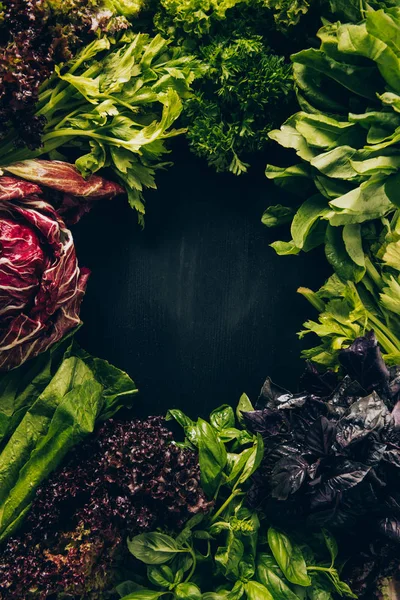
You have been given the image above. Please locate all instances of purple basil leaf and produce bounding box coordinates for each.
[242,409,289,437]
[336,392,390,448]
[378,518,400,543]
[300,362,338,397]
[306,416,336,456]
[339,331,390,393]
[271,455,309,500]
[257,377,293,409]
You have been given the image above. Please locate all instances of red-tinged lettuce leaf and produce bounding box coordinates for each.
[0,192,89,371]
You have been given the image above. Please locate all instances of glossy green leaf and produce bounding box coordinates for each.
[197,418,227,497]
[267,528,311,587]
[127,533,182,565]
[210,405,235,432]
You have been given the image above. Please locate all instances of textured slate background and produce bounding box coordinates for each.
[73,142,329,418]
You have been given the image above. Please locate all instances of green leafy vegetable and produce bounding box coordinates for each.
[0,341,137,541]
[0,33,200,224]
[121,397,354,600]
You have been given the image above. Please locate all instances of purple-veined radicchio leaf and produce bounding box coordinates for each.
[0,179,89,370]
[5,160,124,224]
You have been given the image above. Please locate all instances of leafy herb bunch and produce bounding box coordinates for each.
[0,32,200,222]
[147,0,296,175]
[0,416,210,599]
[263,6,400,366]
[119,400,354,600]
[243,332,400,598]
[0,0,132,149]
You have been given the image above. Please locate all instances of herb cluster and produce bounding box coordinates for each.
[121,402,354,600]
[0,416,209,598]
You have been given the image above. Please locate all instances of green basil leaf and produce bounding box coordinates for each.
[245,580,274,600]
[119,590,167,600]
[228,581,246,600]
[116,581,144,598]
[127,533,182,565]
[237,434,264,485]
[147,565,174,589]
[165,409,198,445]
[236,394,254,426]
[202,593,230,600]
[210,405,235,431]
[239,555,256,581]
[197,418,227,497]
[322,530,338,567]
[215,531,245,578]
[174,583,202,600]
[257,555,301,599]
[219,428,244,443]
[267,528,311,587]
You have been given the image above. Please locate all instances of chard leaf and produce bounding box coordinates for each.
[0,375,103,540]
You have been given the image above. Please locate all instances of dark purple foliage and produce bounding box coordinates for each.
[0,417,211,599]
[244,332,400,539]
[243,332,400,597]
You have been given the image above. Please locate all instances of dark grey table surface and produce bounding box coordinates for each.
[73,142,329,418]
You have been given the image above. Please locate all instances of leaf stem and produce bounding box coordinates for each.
[210,490,245,525]
[297,287,326,312]
[185,545,197,582]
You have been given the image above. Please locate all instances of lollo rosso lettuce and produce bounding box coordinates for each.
[0,165,122,371]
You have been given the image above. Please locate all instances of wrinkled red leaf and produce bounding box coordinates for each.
[0,194,89,371]
[6,160,124,198]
